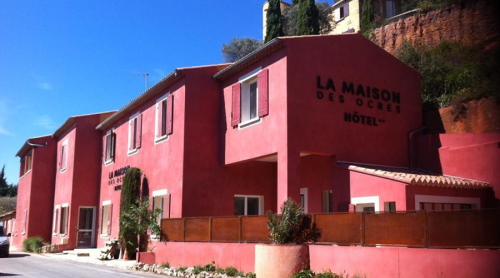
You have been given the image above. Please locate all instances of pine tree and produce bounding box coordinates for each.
[265,0,284,43]
[0,165,9,197]
[119,167,142,259]
[361,0,375,35]
[297,0,320,36]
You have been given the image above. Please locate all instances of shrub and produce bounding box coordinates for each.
[193,266,203,275]
[203,261,216,272]
[224,266,239,276]
[267,198,321,244]
[160,262,170,268]
[293,268,315,278]
[23,237,44,253]
[245,273,257,278]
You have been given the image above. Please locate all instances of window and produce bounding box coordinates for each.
[101,201,112,236]
[128,113,142,154]
[322,190,333,213]
[420,202,477,211]
[53,206,60,235]
[103,130,116,164]
[384,202,397,212]
[19,151,33,177]
[60,205,69,235]
[155,94,174,142]
[153,190,170,225]
[231,68,269,128]
[59,140,68,171]
[386,0,396,18]
[334,2,349,21]
[22,209,27,234]
[300,188,308,213]
[234,195,264,216]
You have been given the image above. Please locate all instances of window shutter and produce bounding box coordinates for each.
[231,83,241,127]
[110,133,116,160]
[344,3,349,16]
[166,95,174,135]
[129,120,135,151]
[164,194,171,218]
[135,114,142,149]
[61,145,67,169]
[103,135,107,163]
[109,204,113,234]
[258,69,269,117]
[156,103,161,138]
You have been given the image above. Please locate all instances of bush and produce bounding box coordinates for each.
[293,268,315,278]
[224,266,240,276]
[267,198,321,244]
[23,237,44,253]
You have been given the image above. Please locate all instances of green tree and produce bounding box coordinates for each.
[119,167,142,259]
[361,0,375,37]
[265,0,284,43]
[0,165,16,197]
[283,1,332,36]
[221,38,263,62]
[297,0,320,35]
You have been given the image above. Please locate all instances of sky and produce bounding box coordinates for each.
[0,0,334,185]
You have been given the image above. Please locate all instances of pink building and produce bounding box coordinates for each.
[14,34,498,255]
[13,135,57,248]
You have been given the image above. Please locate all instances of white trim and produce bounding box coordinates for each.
[61,203,69,207]
[238,117,262,129]
[414,195,481,211]
[351,196,380,212]
[154,93,171,144]
[152,189,168,197]
[234,194,264,215]
[102,200,112,206]
[238,67,262,83]
[76,206,96,247]
[60,139,69,172]
[55,205,61,209]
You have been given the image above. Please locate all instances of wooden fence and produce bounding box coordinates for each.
[161,209,500,249]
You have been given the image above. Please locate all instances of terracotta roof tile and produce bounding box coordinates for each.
[348,165,489,190]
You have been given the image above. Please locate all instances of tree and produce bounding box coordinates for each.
[265,0,284,43]
[221,38,263,62]
[361,0,375,36]
[297,0,320,35]
[119,167,142,259]
[283,1,331,36]
[0,165,16,197]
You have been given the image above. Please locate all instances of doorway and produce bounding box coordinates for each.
[77,207,95,248]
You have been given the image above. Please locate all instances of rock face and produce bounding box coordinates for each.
[439,97,500,133]
[372,0,500,53]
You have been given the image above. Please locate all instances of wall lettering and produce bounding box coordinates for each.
[108,165,130,186]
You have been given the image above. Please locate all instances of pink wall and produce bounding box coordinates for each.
[310,245,500,278]
[13,136,56,248]
[417,133,500,201]
[153,242,257,273]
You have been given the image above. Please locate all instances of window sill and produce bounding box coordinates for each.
[100,234,110,238]
[154,135,169,145]
[238,117,262,130]
[104,160,114,166]
[52,233,58,237]
[60,168,66,173]
[127,149,139,156]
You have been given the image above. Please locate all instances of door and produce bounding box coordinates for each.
[77,207,95,248]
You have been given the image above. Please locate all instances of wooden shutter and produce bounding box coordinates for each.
[135,114,142,149]
[110,133,115,160]
[166,95,174,135]
[128,119,135,151]
[344,3,349,16]
[108,204,113,234]
[156,102,162,138]
[258,69,269,117]
[231,83,241,127]
[102,134,107,163]
[61,144,67,169]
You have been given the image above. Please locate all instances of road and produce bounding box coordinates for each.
[0,252,161,278]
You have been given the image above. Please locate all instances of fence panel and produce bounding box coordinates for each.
[211,217,241,242]
[364,211,425,246]
[161,218,184,241]
[241,215,270,243]
[184,218,210,242]
[314,213,362,245]
[427,209,500,248]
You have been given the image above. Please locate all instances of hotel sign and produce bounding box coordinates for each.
[316,76,402,126]
[108,165,130,188]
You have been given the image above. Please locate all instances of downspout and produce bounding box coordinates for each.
[27,140,48,148]
[408,126,426,170]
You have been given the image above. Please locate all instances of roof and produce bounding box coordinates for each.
[53,111,116,138]
[347,165,490,190]
[97,64,229,131]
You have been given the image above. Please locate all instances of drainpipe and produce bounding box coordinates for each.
[27,140,48,148]
[408,126,426,170]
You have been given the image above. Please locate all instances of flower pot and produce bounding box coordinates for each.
[255,244,309,278]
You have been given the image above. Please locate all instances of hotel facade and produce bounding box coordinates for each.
[12,34,499,252]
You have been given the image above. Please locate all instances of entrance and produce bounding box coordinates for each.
[77,207,95,248]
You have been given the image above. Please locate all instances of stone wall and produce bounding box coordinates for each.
[372,0,500,53]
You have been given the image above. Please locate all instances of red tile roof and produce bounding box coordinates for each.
[348,165,490,190]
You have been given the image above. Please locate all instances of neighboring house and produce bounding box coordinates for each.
[50,112,115,250]
[13,135,57,249]
[0,210,16,235]
[330,0,402,34]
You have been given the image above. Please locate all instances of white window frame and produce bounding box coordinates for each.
[60,139,68,172]
[414,195,480,211]
[351,196,380,212]
[128,112,141,156]
[238,67,262,129]
[104,130,115,165]
[155,93,171,144]
[234,195,264,216]
[22,209,27,235]
[322,190,333,213]
[300,188,309,213]
[100,200,112,237]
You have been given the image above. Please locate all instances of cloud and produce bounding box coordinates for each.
[38,82,52,90]
[35,115,58,130]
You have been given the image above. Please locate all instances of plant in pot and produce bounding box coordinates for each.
[255,198,320,278]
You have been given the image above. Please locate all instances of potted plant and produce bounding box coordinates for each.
[255,198,320,278]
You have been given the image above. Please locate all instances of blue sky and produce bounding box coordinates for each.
[0,0,334,185]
